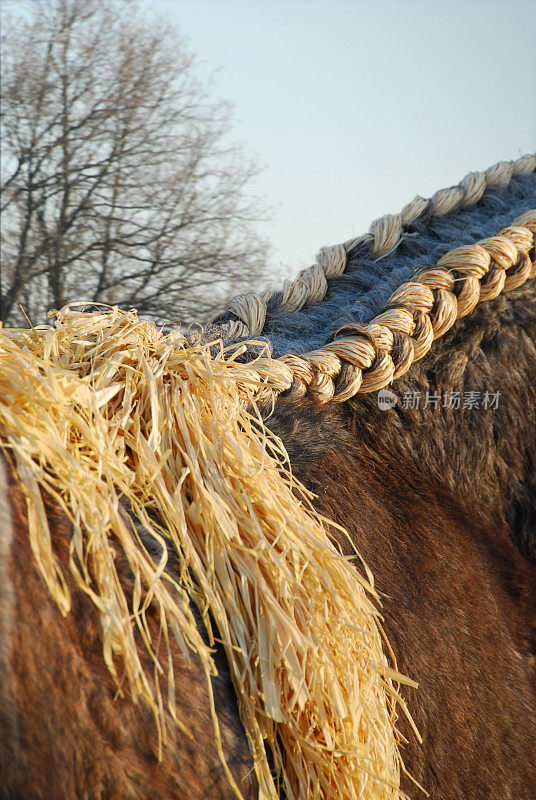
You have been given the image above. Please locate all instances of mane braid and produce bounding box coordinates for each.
[214,154,535,340]
[209,156,535,407]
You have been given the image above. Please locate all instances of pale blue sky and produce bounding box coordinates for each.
[147,0,535,284]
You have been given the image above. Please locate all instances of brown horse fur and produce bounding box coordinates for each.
[0,453,257,800]
[268,277,536,798]
[1,272,536,796]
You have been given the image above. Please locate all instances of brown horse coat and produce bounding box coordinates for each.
[269,281,536,798]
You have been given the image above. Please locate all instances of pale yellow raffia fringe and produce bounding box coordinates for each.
[0,306,419,800]
[222,154,535,340]
[235,209,536,405]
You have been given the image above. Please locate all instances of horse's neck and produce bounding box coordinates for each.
[269,281,536,562]
[263,173,536,557]
[348,281,536,560]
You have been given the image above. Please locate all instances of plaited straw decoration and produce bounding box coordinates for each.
[220,154,535,337]
[0,306,420,800]
[244,211,535,405]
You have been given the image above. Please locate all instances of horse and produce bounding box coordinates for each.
[1,155,535,800]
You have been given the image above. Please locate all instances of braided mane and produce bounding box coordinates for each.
[210,155,536,406]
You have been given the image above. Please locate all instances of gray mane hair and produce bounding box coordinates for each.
[218,173,535,358]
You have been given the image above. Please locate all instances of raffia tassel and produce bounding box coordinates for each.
[1,305,419,800]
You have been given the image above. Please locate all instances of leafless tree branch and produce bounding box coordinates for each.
[1,0,270,326]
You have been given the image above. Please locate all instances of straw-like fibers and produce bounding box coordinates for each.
[0,305,417,800]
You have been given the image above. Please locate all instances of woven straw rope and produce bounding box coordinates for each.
[241,210,536,405]
[216,154,536,405]
[222,154,535,341]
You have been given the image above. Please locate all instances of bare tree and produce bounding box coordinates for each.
[0,0,269,326]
